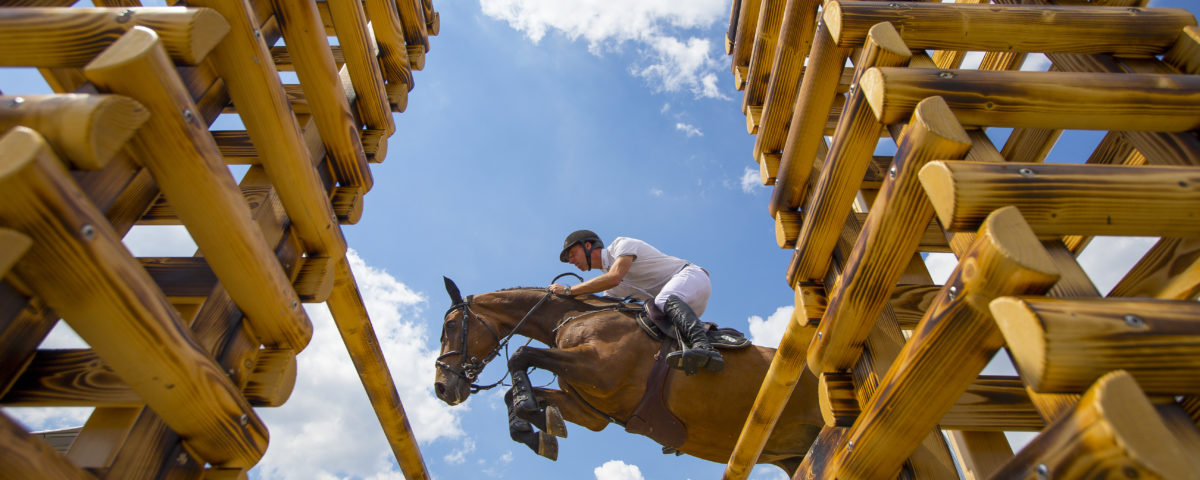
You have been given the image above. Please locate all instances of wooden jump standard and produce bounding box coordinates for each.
[0,1,440,478]
[723,0,1200,478]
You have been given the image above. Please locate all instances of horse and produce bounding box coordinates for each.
[432,279,824,475]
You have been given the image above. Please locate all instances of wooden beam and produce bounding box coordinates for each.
[741,0,786,115]
[84,26,313,351]
[325,0,394,135]
[393,0,428,70]
[0,126,266,468]
[1109,237,1200,300]
[0,94,148,170]
[993,297,1200,395]
[784,23,912,281]
[990,371,1196,479]
[920,161,1200,237]
[765,21,850,217]
[806,96,971,372]
[820,206,1060,479]
[728,0,763,87]
[362,0,416,99]
[187,0,348,259]
[861,68,1200,131]
[824,1,1196,56]
[0,7,229,67]
[271,0,374,193]
[328,257,430,480]
[821,374,1043,431]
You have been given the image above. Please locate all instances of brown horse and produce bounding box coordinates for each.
[433,280,823,475]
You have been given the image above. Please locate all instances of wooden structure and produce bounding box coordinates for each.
[0,0,439,478]
[723,0,1200,479]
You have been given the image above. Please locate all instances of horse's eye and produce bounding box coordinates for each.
[445,320,457,330]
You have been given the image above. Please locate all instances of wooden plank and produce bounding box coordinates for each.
[766,21,850,217]
[242,348,296,407]
[392,0,428,70]
[945,430,1012,480]
[325,0,394,135]
[993,297,1200,395]
[84,26,313,351]
[861,68,1200,131]
[362,0,416,97]
[785,22,912,282]
[1000,127,1061,164]
[328,257,430,480]
[0,94,148,170]
[0,126,266,468]
[0,229,32,279]
[741,0,786,114]
[187,0,348,259]
[919,161,1200,237]
[270,0,374,193]
[821,374,1043,431]
[820,206,1060,479]
[270,44,346,71]
[1164,25,1200,75]
[990,371,1198,480]
[3,349,141,407]
[65,407,140,472]
[824,1,1196,56]
[729,0,763,86]
[0,6,229,67]
[805,97,971,373]
[0,411,94,480]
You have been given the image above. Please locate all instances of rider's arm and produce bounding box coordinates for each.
[562,255,634,296]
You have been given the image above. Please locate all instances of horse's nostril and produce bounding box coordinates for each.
[435,382,446,398]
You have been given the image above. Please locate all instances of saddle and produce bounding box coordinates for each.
[624,303,751,451]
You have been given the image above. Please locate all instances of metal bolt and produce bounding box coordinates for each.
[888,3,901,7]
[817,331,823,339]
[292,300,299,309]
[947,285,958,301]
[80,225,96,241]
[1124,314,1146,328]
[1019,168,1036,178]
[938,71,956,79]
[116,9,134,23]
[888,165,897,179]
[847,440,855,450]
[182,109,195,124]
[254,29,262,39]
[240,414,249,426]
[1036,463,1050,480]
[8,96,24,108]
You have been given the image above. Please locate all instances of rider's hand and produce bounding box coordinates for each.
[548,284,571,295]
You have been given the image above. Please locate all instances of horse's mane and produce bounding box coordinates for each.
[487,287,641,312]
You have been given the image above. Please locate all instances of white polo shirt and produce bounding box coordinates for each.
[599,237,690,301]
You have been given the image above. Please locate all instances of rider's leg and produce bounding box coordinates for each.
[656,266,723,374]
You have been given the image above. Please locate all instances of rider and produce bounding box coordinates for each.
[549,230,723,375]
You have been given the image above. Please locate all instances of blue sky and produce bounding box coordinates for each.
[3,1,1198,479]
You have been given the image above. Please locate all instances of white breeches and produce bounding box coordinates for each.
[653,264,711,317]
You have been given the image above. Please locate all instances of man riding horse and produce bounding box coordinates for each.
[549,230,724,375]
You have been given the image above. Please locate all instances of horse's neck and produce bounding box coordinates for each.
[477,290,566,344]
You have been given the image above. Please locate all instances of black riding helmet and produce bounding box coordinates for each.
[560,230,603,269]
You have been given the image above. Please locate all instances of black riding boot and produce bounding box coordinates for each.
[664,295,724,375]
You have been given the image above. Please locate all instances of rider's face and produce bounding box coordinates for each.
[567,243,591,271]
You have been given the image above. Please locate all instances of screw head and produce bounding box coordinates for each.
[938,71,956,79]
[182,109,195,124]
[1123,314,1146,328]
[888,165,897,179]
[116,9,134,23]
[7,96,24,108]
[1019,168,1036,178]
[80,225,96,241]
[947,285,958,301]
[1036,463,1050,480]
[847,440,855,450]
[240,414,249,426]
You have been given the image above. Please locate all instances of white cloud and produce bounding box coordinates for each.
[122,225,197,256]
[443,437,476,464]
[740,166,761,194]
[1077,236,1156,295]
[923,252,958,285]
[748,305,794,348]
[660,103,671,114]
[480,0,729,98]
[253,249,466,479]
[675,122,702,137]
[749,465,791,480]
[650,187,663,196]
[594,459,645,480]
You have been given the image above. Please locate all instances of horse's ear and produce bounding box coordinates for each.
[443,276,464,305]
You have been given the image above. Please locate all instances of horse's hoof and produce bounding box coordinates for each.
[545,405,568,438]
[537,432,559,461]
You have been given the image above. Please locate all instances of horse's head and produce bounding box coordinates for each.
[434,277,503,405]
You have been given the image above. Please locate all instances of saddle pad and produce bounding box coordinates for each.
[635,312,752,350]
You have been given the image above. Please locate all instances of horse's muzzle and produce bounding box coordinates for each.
[434,377,469,405]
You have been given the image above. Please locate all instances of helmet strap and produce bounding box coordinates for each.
[583,243,595,270]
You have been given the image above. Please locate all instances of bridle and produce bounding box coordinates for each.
[435,274,581,393]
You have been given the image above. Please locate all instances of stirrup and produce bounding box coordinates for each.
[666,348,724,375]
